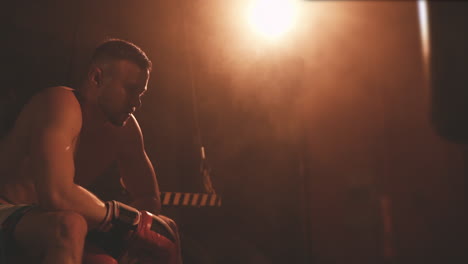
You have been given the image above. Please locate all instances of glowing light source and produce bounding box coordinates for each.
[417,0,430,82]
[247,0,298,40]
[417,0,430,62]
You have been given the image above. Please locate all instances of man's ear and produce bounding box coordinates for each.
[88,66,103,87]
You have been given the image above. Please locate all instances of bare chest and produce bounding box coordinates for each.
[74,128,120,186]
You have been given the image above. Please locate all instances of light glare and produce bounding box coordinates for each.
[247,0,298,40]
[417,0,430,62]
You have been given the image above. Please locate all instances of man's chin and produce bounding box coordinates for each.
[109,117,128,127]
[104,111,131,127]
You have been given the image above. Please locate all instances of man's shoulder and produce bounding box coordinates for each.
[35,86,78,102]
[26,86,82,127]
[30,86,80,112]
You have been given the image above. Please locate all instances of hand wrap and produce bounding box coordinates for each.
[87,201,181,264]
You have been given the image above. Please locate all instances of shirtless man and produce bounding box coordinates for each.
[0,39,178,263]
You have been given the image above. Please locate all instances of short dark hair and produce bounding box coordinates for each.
[91,38,152,72]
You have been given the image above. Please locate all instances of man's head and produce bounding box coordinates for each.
[86,39,152,127]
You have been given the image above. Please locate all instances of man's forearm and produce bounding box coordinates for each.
[130,195,161,215]
[41,184,107,229]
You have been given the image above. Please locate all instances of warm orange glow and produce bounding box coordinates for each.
[247,0,298,41]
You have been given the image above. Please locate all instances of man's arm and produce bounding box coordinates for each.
[117,115,161,214]
[30,87,107,228]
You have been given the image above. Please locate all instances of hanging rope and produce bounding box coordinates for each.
[177,0,217,195]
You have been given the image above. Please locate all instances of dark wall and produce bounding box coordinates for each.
[1,1,467,264]
[1,0,77,135]
[300,2,467,263]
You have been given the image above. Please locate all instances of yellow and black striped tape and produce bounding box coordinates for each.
[161,192,222,207]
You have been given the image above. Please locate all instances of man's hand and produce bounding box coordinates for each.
[88,200,181,264]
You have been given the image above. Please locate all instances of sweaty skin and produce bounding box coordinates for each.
[0,60,161,228]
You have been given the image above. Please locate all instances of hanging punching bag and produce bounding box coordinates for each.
[428,1,468,143]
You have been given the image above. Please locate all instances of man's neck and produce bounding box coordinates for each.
[80,102,111,132]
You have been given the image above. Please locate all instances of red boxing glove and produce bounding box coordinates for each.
[125,211,181,264]
[91,201,181,263]
[82,243,118,264]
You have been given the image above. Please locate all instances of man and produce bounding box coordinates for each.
[0,39,179,263]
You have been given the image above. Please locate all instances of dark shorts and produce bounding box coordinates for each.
[0,204,35,264]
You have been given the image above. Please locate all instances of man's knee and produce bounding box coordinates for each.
[12,209,88,259]
[47,211,87,244]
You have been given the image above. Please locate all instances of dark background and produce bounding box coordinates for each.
[1,1,467,264]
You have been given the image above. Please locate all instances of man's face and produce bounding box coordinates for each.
[97,60,149,127]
